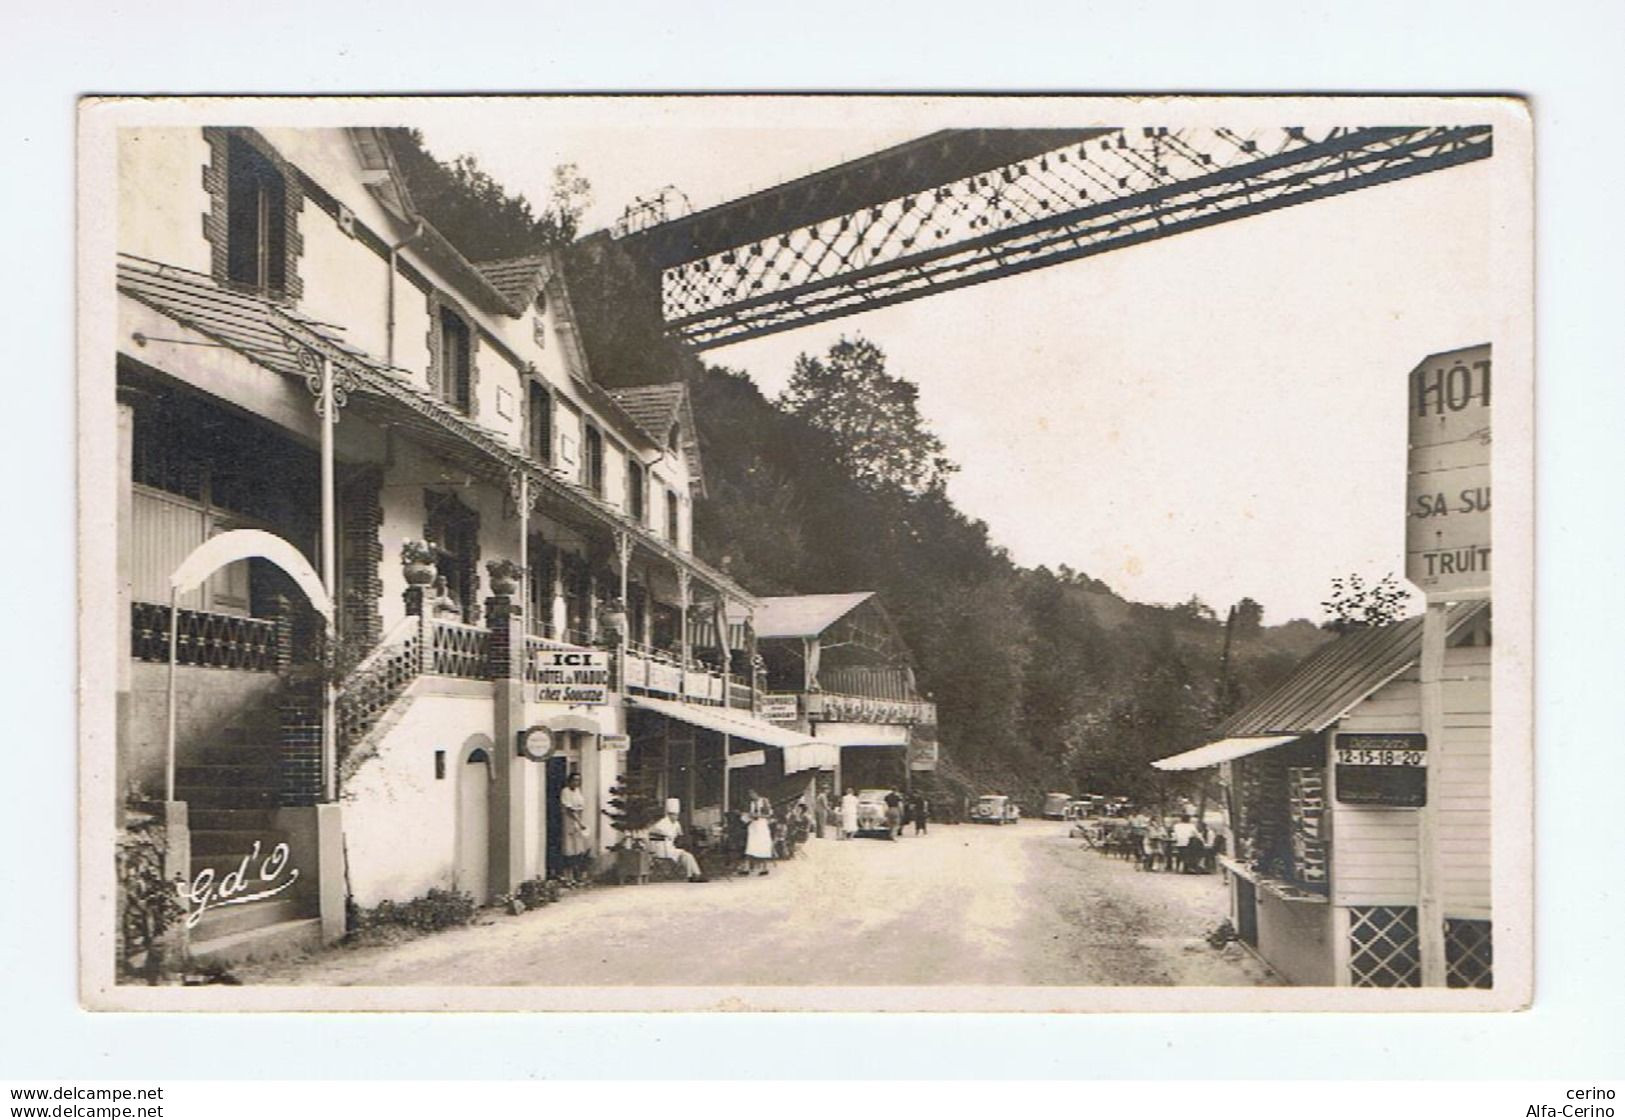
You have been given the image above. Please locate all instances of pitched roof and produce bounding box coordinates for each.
[472,255,551,310]
[749,592,877,639]
[607,383,706,494]
[1214,601,1490,737]
[609,384,685,440]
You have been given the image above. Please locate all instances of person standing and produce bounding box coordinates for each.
[883,789,903,841]
[840,787,859,840]
[559,771,590,885]
[813,789,831,840]
[744,790,774,875]
[910,792,930,835]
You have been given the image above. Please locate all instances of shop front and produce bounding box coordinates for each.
[1152,602,1492,988]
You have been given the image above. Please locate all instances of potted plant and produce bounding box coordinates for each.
[486,558,523,597]
[401,539,438,586]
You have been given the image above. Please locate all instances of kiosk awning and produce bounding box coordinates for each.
[1151,735,1302,771]
[783,742,841,774]
[627,696,817,751]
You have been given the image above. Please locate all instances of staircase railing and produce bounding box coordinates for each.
[336,615,422,755]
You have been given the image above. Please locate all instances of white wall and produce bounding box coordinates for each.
[119,128,213,273]
[1329,636,1492,918]
[342,690,495,907]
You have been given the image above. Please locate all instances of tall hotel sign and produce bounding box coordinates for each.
[1405,342,1491,988]
[1406,344,1491,602]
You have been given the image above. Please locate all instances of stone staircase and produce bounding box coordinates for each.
[176,710,323,965]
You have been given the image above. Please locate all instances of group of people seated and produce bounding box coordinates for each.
[1092,811,1226,873]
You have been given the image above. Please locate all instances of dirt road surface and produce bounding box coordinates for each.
[244,821,1276,987]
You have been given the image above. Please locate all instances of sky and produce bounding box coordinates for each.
[418,109,1494,625]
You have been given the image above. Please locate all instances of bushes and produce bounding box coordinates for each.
[351,888,477,936]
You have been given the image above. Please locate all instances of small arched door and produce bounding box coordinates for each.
[457,747,492,902]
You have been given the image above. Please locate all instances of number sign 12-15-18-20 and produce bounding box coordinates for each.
[1334,732,1428,807]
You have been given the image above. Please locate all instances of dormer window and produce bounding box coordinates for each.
[225,136,288,295]
[667,422,681,452]
[666,487,680,544]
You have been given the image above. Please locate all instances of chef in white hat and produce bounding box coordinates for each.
[646,798,708,883]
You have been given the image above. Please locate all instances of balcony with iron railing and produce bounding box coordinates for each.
[803,691,937,727]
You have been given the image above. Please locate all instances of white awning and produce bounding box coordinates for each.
[1151,735,1302,771]
[810,722,909,748]
[628,696,818,751]
[783,742,840,774]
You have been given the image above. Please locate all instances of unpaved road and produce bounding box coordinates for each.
[245,822,1275,987]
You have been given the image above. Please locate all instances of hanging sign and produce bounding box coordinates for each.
[1405,344,1491,601]
[1334,733,1428,807]
[759,694,799,723]
[532,649,610,705]
[725,750,767,770]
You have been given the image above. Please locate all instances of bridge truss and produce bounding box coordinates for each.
[619,125,1492,350]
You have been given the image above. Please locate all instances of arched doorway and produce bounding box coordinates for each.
[456,744,493,903]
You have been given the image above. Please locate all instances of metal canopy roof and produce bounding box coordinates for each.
[1212,601,1490,738]
[1151,735,1302,772]
[747,592,877,639]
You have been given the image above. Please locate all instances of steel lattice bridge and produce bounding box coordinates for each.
[610,125,1492,350]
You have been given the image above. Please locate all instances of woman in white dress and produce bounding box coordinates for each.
[559,771,590,884]
[840,787,860,840]
[744,790,774,876]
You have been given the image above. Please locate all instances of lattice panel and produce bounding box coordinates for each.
[337,631,421,753]
[1445,918,1494,989]
[130,601,278,671]
[1349,905,1422,988]
[430,619,490,680]
[657,125,1491,348]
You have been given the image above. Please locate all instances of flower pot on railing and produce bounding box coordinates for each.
[485,559,522,597]
[401,540,438,588]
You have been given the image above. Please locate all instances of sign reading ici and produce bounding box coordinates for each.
[1405,343,1491,601]
[533,649,610,705]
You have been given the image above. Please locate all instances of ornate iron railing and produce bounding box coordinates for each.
[806,691,936,726]
[130,601,278,671]
[429,619,489,679]
[336,617,422,754]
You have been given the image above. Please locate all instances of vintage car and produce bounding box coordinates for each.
[855,789,898,835]
[1042,792,1072,820]
[971,794,1020,824]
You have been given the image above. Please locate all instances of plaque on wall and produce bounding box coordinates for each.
[1334,732,1428,807]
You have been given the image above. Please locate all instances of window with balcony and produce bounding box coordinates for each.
[224,136,289,296]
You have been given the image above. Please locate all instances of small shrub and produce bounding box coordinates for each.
[352,887,477,936]
[117,798,185,984]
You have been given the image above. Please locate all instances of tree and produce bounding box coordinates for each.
[1320,572,1411,633]
[1233,597,1265,632]
[778,336,957,495]
[384,129,591,259]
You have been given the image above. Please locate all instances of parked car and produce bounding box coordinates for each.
[971,794,1020,825]
[855,789,897,835]
[1042,792,1072,820]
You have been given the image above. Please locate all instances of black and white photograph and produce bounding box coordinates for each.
[77,95,1532,1011]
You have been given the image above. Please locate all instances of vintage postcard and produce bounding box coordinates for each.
[78,94,1533,1011]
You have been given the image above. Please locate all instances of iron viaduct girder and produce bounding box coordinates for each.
[614,125,1492,351]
